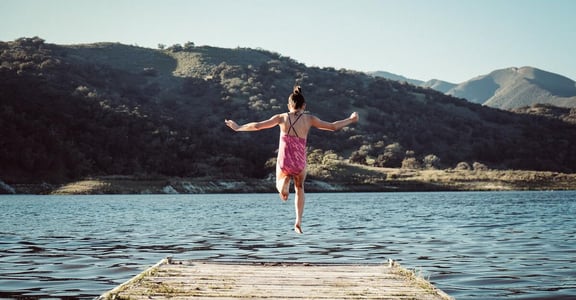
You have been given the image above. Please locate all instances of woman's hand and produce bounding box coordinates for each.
[349,112,359,123]
[224,119,239,131]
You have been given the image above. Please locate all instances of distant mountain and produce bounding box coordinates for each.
[369,71,457,94]
[420,79,456,94]
[2,37,576,184]
[448,67,576,109]
[371,67,576,109]
[369,71,423,86]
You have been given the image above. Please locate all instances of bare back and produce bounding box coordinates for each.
[278,112,312,138]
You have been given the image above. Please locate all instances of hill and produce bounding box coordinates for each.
[369,71,424,86]
[420,79,456,94]
[368,72,456,95]
[447,67,576,109]
[372,67,576,110]
[1,37,576,187]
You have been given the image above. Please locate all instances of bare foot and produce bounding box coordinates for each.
[278,176,290,202]
[294,224,303,234]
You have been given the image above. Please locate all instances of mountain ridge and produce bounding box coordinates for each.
[370,67,576,109]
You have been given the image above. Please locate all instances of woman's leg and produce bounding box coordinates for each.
[276,163,290,201]
[292,169,306,234]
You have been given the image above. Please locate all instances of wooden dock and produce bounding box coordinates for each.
[98,258,453,300]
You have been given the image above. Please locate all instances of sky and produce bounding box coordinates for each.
[1,0,575,83]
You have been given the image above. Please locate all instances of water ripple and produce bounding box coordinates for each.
[0,191,575,299]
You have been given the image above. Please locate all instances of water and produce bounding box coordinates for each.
[0,191,575,300]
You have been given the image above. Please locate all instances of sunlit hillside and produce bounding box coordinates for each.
[447,67,576,109]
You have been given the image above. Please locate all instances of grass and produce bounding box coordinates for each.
[306,161,576,192]
[390,263,454,300]
[143,281,181,295]
[50,180,111,194]
[100,258,167,300]
[13,161,576,195]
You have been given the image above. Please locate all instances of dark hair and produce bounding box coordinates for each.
[288,86,306,109]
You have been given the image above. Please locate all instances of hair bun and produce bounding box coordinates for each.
[288,85,306,109]
[293,85,302,95]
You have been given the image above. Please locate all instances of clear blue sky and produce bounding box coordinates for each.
[1,0,575,83]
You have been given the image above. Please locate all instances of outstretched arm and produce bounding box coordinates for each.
[225,114,282,132]
[311,112,359,131]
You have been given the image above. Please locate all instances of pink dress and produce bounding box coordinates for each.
[277,113,307,176]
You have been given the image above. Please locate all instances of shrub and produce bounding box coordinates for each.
[375,143,404,168]
[184,41,195,51]
[349,150,367,164]
[473,162,488,171]
[455,162,471,170]
[321,150,340,165]
[423,154,441,169]
[167,44,183,52]
[401,157,421,169]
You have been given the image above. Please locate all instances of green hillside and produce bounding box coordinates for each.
[1,37,576,184]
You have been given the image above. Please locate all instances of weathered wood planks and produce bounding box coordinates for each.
[98,258,453,300]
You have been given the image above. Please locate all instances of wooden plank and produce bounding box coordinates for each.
[98,258,453,300]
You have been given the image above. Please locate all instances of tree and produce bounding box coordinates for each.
[375,143,404,168]
[168,44,183,52]
[401,157,421,169]
[423,154,441,169]
[349,150,367,164]
[184,41,195,50]
[455,162,471,170]
[473,162,488,171]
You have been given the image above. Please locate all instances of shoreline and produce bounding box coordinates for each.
[4,166,576,195]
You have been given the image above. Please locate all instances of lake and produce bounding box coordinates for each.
[0,191,575,299]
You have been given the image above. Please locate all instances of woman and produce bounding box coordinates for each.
[225,86,359,234]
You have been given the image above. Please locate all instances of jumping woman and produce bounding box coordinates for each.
[225,86,359,234]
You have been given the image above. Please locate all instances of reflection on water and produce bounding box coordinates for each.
[0,191,575,299]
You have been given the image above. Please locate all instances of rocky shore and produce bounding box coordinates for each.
[3,165,575,195]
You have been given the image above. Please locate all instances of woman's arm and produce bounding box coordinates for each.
[225,114,282,132]
[310,112,359,131]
